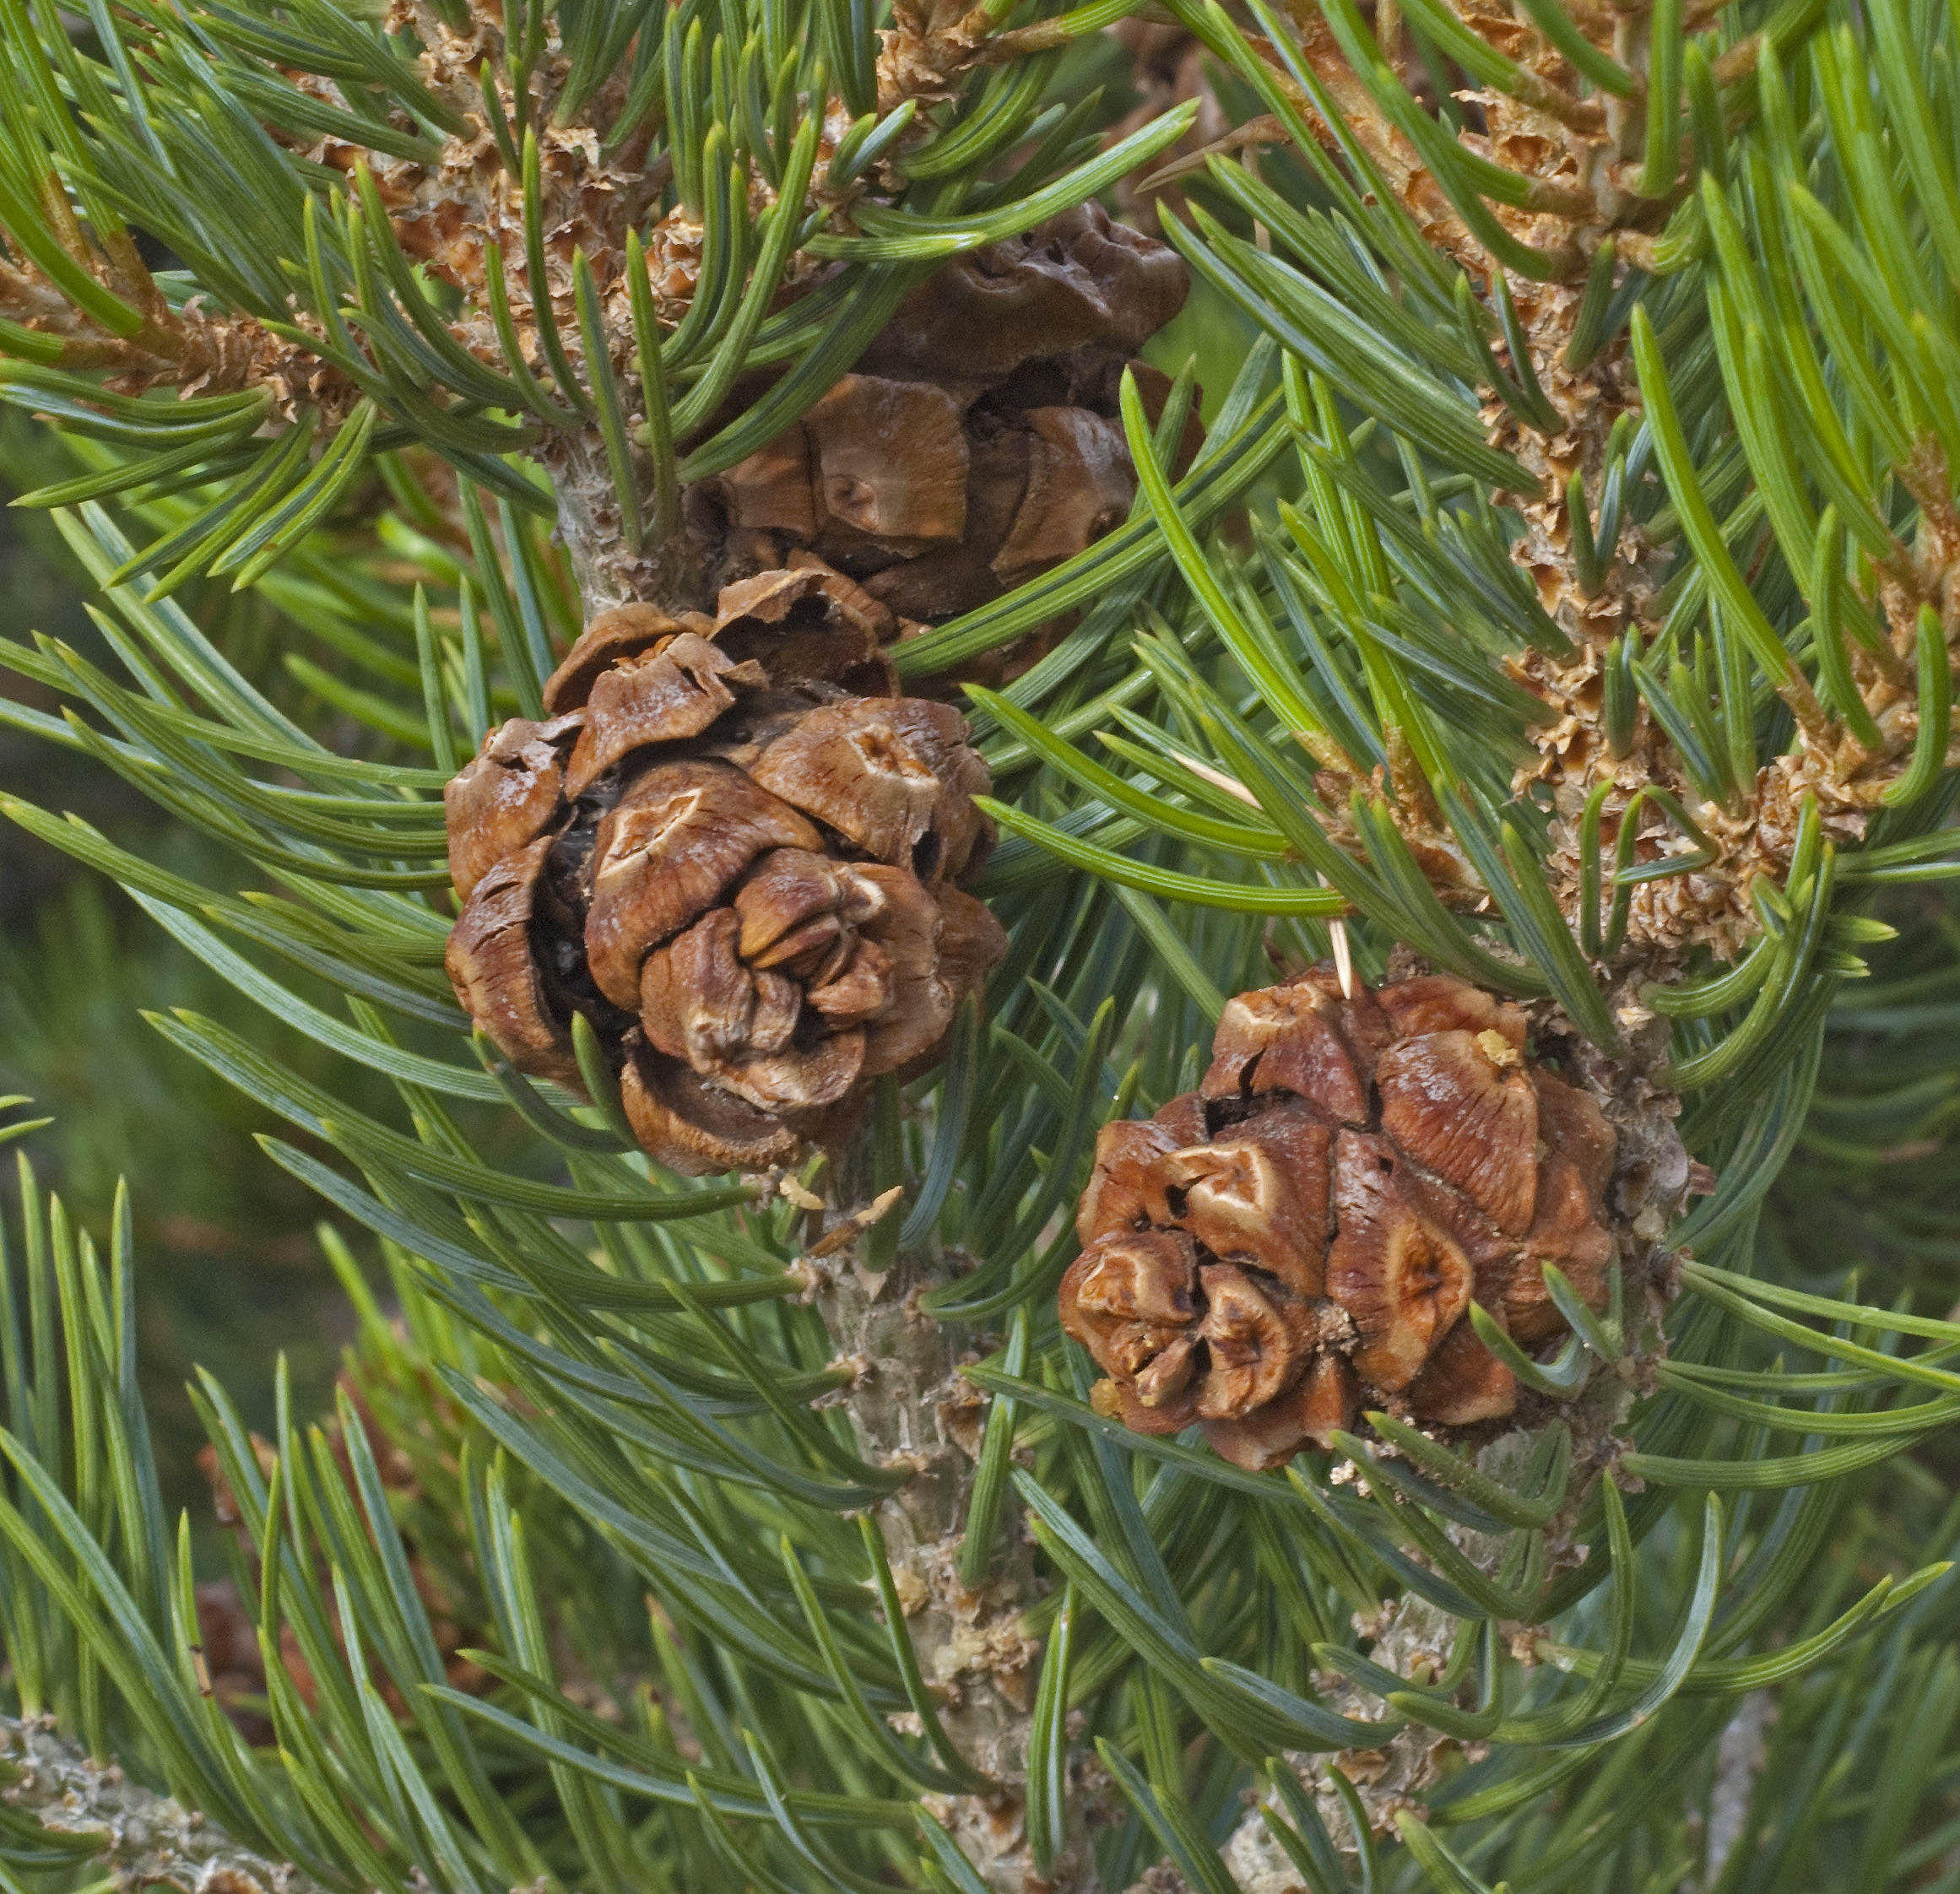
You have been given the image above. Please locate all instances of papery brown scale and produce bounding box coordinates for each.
[716,1028,865,1117]
[1201,974,1375,1122]
[802,374,971,554]
[848,863,965,1075]
[711,560,898,695]
[564,633,769,796]
[1194,1263,1307,1418]
[717,425,819,545]
[1105,1370,1200,1437]
[1075,1115,1194,1246]
[638,909,761,1065]
[584,762,823,1011]
[1200,1350,1356,1472]
[858,203,1189,382]
[1134,1332,1200,1410]
[747,699,993,885]
[443,714,581,902]
[989,406,1137,585]
[619,1044,809,1176]
[1296,1349,1362,1449]
[1506,1155,1616,1342]
[1199,1404,1315,1475]
[1531,1066,1617,1203]
[1328,1128,1475,1392]
[1161,1102,1331,1296]
[733,847,858,970]
[1063,1227,1199,1330]
[1376,1031,1540,1237]
[1376,972,1526,1050]
[1406,1317,1518,1426]
[639,906,868,1112]
[445,837,582,1089]
[1195,1301,1353,1471]
[924,889,1009,1046]
[1103,1322,1192,1383]
[544,603,693,713]
[806,934,895,1029]
[861,422,1032,623]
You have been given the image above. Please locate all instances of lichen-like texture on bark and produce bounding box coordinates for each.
[1,1718,322,1894]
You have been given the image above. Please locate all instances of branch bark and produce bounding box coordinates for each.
[809,1161,1093,1893]
[0,1715,325,1894]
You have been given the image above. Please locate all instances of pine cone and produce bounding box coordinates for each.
[444,565,1006,1175]
[1062,968,1620,1470]
[705,204,1203,679]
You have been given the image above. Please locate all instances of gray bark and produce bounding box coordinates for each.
[0,1715,322,1894]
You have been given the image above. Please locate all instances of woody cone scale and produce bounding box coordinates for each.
[1063,967,1621,1470]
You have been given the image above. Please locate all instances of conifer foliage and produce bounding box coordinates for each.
[0,0,1957,1881]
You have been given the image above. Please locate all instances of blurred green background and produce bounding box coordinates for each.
[0,419,360,1512]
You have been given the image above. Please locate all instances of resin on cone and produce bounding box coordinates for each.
[1062,967,1618,1470]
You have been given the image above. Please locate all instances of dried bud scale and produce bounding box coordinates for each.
[1063,966,1645,1471]
[443,568,1005,1176]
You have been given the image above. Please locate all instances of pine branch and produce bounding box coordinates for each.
[0,1715,327,1894]
[1125,0,1959,995]
[0,0,1196,613]
[804,1174,1073,1889]
[3,0,1960,1887]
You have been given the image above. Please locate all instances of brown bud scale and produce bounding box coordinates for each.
[443,566,1005,1176]
[1062,967,1622,1470]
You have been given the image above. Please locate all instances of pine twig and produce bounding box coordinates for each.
[806,1165,1075,1892]
[0,1715,328,1894]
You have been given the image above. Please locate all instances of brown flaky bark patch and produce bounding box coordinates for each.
[1062,967,1620,1469]
[443,568,1005,1176]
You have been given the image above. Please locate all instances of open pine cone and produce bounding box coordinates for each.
[702,203,1202,677]
[1061,968,1620,1470]
[444,564,1006,1175]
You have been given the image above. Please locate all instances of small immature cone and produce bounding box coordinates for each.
[1063,967,1620,1470]
[443,568,1006,1176]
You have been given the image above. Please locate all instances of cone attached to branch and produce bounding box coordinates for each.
[702,204,1202,674]
[444,567,1005,1175]
[1063,968,1621,1470]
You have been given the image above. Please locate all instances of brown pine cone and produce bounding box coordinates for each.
[444,565,1006,1176]
[704,204,1203,681]
[1061,968,1619,1470]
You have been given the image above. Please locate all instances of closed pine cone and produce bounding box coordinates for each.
[444,565,1006,1176]
[1061,967,1619,1470]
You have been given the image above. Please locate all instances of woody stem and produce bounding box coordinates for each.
[815,1134,1095,1892]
